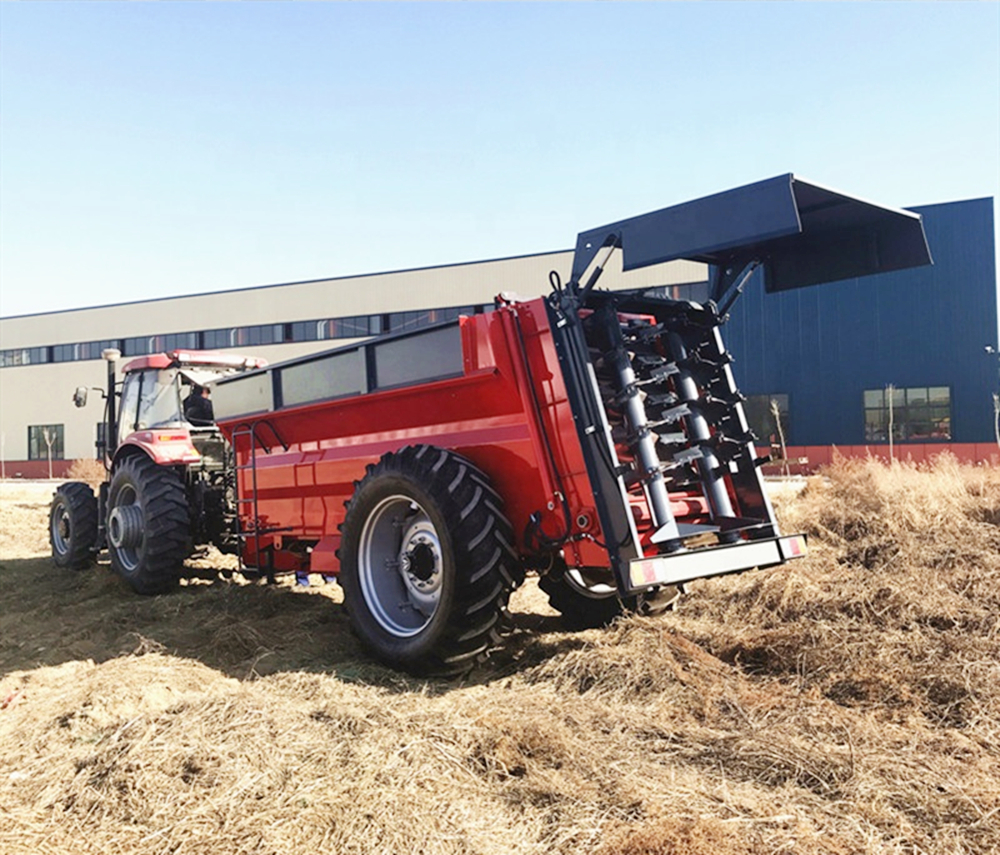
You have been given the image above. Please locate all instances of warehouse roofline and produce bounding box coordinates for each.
[3,196,990,323]
[0,248,575,322]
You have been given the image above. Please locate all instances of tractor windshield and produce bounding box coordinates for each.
[118,362,249,445]
[138,369,184,428]
[117,368,184,443]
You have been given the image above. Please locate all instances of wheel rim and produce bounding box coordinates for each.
[358,494,444,637]
[564,567,617,599]
[108,484,144,572]
[51,501,71,555]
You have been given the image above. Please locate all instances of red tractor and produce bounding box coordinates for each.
[49,349,266,593]
[51,175,932,675]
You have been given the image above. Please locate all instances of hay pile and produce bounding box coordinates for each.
[1,456,999,854]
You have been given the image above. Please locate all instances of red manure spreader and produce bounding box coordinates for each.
[51,175,932,674]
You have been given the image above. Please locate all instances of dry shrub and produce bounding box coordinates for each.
[66,458,107,489]
[781,452,1000,573]
[679,455,1000,724]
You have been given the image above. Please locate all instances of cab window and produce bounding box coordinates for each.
[117,373,141,444]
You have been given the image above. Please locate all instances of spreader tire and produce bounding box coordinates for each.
[338,445,520,676]
[539,560,680,629]
[107,455,190,595]
[50,482,99,570]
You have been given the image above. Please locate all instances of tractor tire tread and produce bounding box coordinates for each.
[338,444,519,676]
[50,481,99,570]
[107,455,190,595]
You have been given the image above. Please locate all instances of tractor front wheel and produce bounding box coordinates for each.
[107,455,190,595]
[338,445,520,676]
[50,482,99,569]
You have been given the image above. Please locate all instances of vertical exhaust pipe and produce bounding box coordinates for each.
[102,348,121,458]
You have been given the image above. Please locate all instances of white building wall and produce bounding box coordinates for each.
[0,252,706,467]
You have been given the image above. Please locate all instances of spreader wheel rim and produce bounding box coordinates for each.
[358,494,445,638]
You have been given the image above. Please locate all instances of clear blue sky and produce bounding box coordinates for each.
[1,1,997,318]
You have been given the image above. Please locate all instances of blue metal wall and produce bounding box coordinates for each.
[724,197,998,445]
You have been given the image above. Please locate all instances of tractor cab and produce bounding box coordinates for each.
[114,351,265,467]
[53,348,268,594]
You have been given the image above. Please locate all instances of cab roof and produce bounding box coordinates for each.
[121,349,268,374]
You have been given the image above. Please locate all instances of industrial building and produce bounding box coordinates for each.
[0,194,996,477]
[0,251,704,476]
[725,196,998,469]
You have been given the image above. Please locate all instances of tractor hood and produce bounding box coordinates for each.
[571,174,933,301]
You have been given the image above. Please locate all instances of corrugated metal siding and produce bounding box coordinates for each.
[726,197,998,445]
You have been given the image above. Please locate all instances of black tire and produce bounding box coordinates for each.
[539,559,680,630]
[338,445,521,676]
[107,454,190,595]
[50,482,99,570]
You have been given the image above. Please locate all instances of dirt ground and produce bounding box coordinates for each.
[1,459,999,855]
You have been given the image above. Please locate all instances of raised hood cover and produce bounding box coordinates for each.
[571,174,933,299]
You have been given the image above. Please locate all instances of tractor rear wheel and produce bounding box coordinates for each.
[50,482,99,570]
[107,455,190,595]
[539,559,680,629]
[338,445,520,676]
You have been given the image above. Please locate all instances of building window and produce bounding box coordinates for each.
[671,282,712,303]
[153,332,200,351]
[289,321,320,342]
[79,339,121,360]
[1,303,488,369]
[864,386,951,442]
[52,343,79,362]
[1,346,50,366]
[28,424,64,461]
[387,307,473,334]
[744,394,790,445]
[122,336,151,357]
[328,314,379,339]
[203,328,231,349]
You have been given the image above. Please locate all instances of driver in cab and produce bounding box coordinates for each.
[184,384,215,426]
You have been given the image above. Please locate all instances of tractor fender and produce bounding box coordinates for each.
[114,430,201,467]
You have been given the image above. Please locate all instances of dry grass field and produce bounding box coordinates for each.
[1,455,999,854]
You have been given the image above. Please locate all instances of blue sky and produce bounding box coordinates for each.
[1,1,997,318]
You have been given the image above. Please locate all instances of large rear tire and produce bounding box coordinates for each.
[107,455,190,595]
[50,482,99,569]
[539,559,680,629]
[338,445,521,676]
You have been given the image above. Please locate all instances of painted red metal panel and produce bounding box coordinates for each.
[217,301,605,570]
[115,430,201,466]
[216,299,723,574]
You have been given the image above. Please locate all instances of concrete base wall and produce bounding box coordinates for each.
[1,459,77,480]
[759,443,1000,475]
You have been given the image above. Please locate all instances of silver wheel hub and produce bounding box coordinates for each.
[358,495,444,638]
[397,519,443,614]
[51,505,71,551]
[109,503,144,550]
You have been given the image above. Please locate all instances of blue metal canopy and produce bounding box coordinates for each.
[571,174,933,299]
